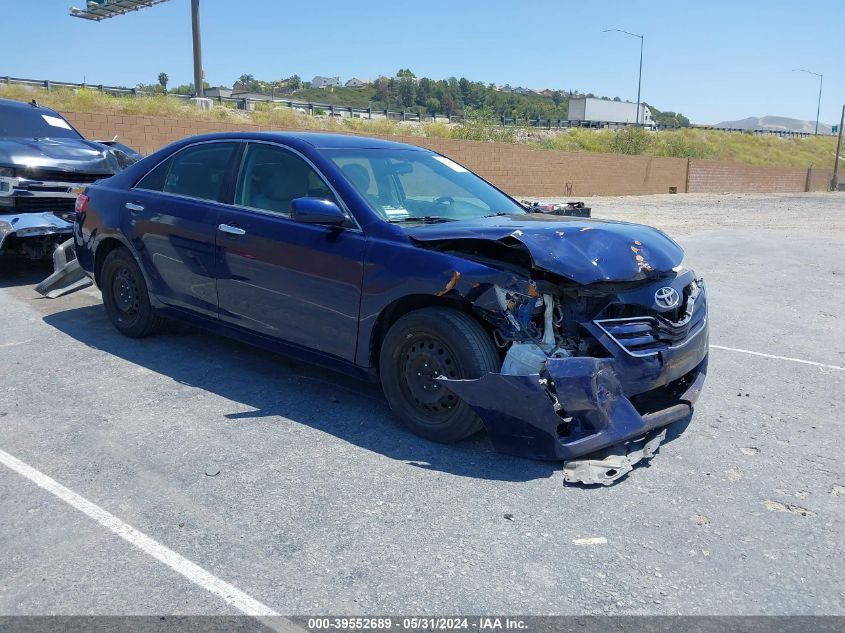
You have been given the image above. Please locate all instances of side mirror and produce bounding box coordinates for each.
[289,197,347,226]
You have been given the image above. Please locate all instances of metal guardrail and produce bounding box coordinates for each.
[0,75,463,124]
[0,75,825,138]
[500,116,820,137]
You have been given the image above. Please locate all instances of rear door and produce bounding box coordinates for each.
[126,141,240,318]
[215,142,365,362]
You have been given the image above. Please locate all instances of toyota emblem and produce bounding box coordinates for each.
[654,286,680,309]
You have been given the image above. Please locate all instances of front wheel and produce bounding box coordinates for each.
[379,307,500,443]
[100,247,164,338]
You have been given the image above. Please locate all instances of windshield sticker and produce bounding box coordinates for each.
[432,156,469,173]
[42,115,72,130]
[383,206,409,218]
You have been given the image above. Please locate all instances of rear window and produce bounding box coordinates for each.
[0,104,82,139]
[135,142,237,203]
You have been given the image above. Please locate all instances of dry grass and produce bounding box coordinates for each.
[2,85,838,168]
[531,126,839,168]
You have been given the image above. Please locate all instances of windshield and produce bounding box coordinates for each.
[324,148,525,222]
[0,105,83,139]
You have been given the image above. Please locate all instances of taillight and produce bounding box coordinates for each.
[75,193,89,216]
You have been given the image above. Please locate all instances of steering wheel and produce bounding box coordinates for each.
[433,196,454,207]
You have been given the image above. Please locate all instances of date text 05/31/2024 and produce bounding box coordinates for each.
[306,617,528,630]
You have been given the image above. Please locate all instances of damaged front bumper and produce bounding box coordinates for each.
[0,211,73,257]
[441,292,708,471]
[34,238,94,298]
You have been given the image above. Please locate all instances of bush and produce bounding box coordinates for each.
[610,126,654,155]
[653,129,716,159]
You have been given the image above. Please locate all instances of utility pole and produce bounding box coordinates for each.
[833,105,844,191]
[603,28,644,125]
[792,68,823,135]
[191,0,203,98]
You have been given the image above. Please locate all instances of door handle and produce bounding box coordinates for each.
[218,223,246,236]
[125,202,144,213]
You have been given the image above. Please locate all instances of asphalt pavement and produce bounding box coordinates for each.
[0,193,842,616]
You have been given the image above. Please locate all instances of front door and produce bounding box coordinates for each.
[215,142,365,362]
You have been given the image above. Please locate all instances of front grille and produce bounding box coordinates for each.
[15,197,76,213]
[18,168,108,184]
[594,281,706,357]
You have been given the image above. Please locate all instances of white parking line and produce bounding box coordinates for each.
[0,339,32,348]
[710,345,844,371]
[0,448,299,632]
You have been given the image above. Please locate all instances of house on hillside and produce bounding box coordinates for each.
[345,77,371,88]
[312,76,340,89]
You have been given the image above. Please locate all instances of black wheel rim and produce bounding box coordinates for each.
[400,335,460,422]
[111,266,141,323]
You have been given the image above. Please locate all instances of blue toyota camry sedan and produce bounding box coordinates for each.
[71,132,708,483]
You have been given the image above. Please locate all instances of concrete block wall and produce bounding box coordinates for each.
[687,160,818,194]
[63,111,835,197]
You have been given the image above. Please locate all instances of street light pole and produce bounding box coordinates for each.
[792,68,823,135]
[604,28,644,125]
[832,104,844,191]
[191,0,204,98]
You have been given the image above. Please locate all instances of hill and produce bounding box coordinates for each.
[715,115,832,135]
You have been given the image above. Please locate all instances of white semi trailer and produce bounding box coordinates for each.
[568,97,655,127]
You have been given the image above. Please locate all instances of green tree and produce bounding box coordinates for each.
[374,77,390,103]
[157,72,169,92]
[396,68,416,78]
[416,77,432,105]
[397,77,416,108]
[458,77,471,104]
[440,92,459,116]
[424,97,441,115]
[171,81,210,95]
[136,82,164,94]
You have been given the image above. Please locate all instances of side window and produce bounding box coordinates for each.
[136,142,237,202]
[235,144,336,216]
[135,156,172,192]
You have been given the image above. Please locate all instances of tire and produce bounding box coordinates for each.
[379,307,500,443]
[100,247,164,338]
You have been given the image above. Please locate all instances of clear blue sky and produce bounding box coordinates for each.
[2,0,842,125]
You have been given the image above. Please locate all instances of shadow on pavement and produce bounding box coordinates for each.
[0,258,51,289]
[43,304,558,483]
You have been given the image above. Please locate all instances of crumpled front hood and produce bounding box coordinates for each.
[405,214,684,284]
[0,136,126,174]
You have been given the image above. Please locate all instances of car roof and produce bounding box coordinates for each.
[0,97,59,113]
[183,131,427,151]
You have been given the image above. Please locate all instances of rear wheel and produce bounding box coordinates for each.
[100,247,164,338]
[379,307,500,443]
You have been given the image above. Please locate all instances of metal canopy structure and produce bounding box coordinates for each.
[68,0,204,99]
[70,0,171,21]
